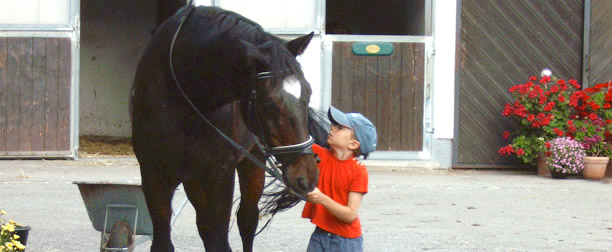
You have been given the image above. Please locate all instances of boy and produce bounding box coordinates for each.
[302,106,377,252]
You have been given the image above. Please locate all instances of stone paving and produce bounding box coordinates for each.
[0,157,610,251]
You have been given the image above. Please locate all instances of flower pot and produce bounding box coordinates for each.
[536,153,551,177]
[15,225,31,250]
[550,170,568,179]
[583,156,609,180]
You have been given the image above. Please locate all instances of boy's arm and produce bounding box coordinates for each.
[307,188,364,223]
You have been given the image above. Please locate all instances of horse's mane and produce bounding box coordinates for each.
[192,6,305,82]
[307,108,332,148]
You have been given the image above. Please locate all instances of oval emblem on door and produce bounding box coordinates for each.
[365,44,381,54]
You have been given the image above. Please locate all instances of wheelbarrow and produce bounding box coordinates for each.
[74,182,189,251]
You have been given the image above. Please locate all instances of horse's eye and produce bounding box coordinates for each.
[264,101,280,117]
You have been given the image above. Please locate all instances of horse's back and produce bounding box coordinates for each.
[130,5,252,173]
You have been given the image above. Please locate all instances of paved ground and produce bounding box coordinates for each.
[0,156,611,251]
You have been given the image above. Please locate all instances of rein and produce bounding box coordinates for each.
[167,4,313,197]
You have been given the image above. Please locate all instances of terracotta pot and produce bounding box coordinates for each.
[536,153,551,177]
[583,156,609,180]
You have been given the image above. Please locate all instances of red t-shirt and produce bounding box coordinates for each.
[301,144,368,238]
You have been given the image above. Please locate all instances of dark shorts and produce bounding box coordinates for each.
[306,227,363,252]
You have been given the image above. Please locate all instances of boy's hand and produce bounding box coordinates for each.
[307,187,326,204]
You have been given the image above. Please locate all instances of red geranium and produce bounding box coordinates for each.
[501,75,612,163]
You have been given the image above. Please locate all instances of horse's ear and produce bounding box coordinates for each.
[241,40,270,66]
[287,32,314,56]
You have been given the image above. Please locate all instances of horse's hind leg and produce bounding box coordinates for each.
[183,168,235,252]
[141,166,180,252]
[236,149,265,252]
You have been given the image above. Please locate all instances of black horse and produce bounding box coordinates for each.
[130,4,329,252]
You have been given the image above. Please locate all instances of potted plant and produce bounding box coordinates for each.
[572,82,612,179]
[546,137,586,179]
[0,210,28,252]
[499,74,581,175]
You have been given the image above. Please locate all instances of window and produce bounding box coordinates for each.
[0,0,72,26]
[326,0,431,35]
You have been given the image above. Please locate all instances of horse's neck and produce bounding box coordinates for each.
[181,79,242,113]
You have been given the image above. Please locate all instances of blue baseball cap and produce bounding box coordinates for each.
[328,106,377,158]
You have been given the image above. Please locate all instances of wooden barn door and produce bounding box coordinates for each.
[331,42,425,151]
[586,0,612,86]
[0,0,79,158]
[0,38,73,157]
[456,0,584,167]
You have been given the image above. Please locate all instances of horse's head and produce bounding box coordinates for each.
[241,32,318,197]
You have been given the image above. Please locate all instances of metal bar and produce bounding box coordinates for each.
[70,4,81,160]
[325,35,433,43]
[425,0,433,36]
[0,25,73,31]
[0,151,75,159]
[261,30,321,35]
[316,0,324,35]
[320,36,332,111]
[101,247,129,251]
[452,0,463,167]
[0,32,73,38]
[582,0,591,87]
[170,198,190,226]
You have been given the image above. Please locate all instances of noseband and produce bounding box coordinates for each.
[168,4,314,190]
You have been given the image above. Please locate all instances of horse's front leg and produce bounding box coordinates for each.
[184,166,236,252]
[237,148,265,252]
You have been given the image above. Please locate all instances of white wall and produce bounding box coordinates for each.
[79,0,157,137]
[432,0,457,139]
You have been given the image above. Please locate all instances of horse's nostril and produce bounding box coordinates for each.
[296,176,310,192]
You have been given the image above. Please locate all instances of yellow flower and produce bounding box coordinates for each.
[0,210,6,215]
[1,223,14,233]
[12,234,19,240]
[11,240,24,250]
[5,242,13,248]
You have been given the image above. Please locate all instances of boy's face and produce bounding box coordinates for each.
[327,124,360,152]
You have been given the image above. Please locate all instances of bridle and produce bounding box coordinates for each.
[168,4,314,192]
